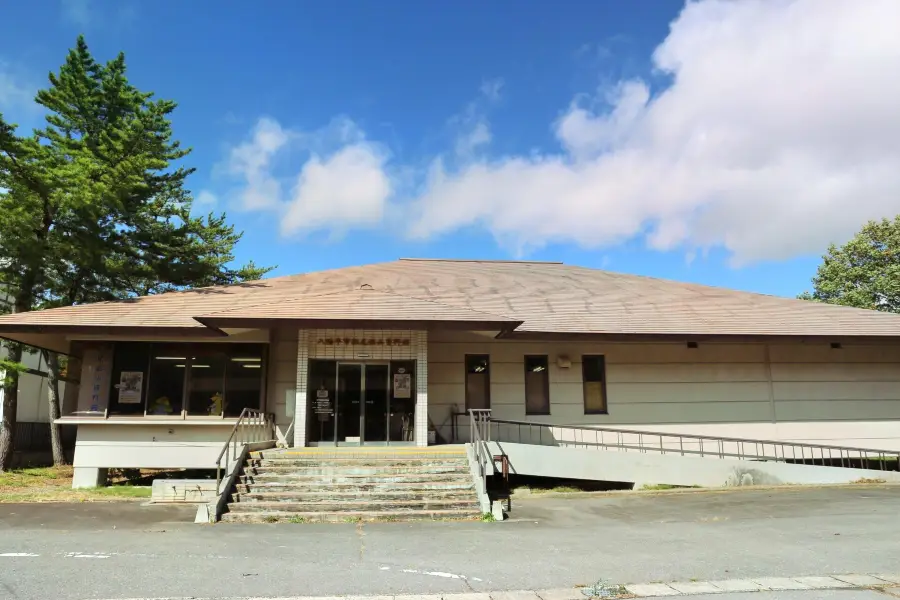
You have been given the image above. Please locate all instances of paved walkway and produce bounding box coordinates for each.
[3,486,900,600]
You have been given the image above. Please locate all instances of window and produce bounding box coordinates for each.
[113,342,265,417]
[109,343,150,415]
[582,355,607,414]
[147,347,187,416]
[187,348,227,415]
[524,355,550,415]
[465,355,490,410]
[224,348,265,417]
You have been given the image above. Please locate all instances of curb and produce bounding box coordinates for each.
[86,573,900,600]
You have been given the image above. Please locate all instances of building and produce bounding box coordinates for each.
[0,286,73,462]
[0,258,898,488]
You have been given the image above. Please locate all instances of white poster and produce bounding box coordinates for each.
[393,372,411,399]
[118,371,144,405]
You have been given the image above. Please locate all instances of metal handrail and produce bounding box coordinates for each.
[486,417,900,472]
[215,408,274,495]
[468,409,493,488]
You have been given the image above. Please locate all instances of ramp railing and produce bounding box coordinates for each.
[487,417,900,471]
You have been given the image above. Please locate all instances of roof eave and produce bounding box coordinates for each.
[0,323,226,337]
[194,316,523,333]
[501,330,900,343]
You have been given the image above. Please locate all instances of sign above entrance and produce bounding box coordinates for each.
[316,337,410,347]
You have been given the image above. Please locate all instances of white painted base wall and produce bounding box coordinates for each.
[71,424,234,470]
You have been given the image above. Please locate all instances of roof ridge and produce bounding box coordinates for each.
[399,258,563,265]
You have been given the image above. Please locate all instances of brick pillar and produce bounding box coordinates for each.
[415,330,428,446]
[293,330,309,448]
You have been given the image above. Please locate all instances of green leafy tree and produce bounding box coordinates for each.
[799,217,900,313]
[0,37,271,470]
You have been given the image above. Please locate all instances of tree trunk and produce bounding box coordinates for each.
[0,344,22,471]
[0,288,35,472]
[42,350,66,466]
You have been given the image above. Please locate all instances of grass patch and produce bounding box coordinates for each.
[529,485,583,494]
[0,466,150,503]
[852,477,887,484]
[480,512,495,522]
[639,484,701,491]
[287,516,308,524]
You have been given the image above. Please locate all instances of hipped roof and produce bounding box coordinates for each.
[1,258,899,341]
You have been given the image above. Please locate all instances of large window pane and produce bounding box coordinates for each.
[109,343,150,415]
[582,355,607,414]
[224,345,264,417]
[147,348,186,416]
[465,355,490,411]
[187,349,227,415]
[524,355,550,415]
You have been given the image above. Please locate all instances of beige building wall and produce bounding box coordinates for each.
[267,328,299,445]
[428,332,900,450]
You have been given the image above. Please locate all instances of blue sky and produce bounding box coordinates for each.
[2,1,898,298]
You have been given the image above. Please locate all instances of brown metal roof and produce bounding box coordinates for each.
[1,258,900,338]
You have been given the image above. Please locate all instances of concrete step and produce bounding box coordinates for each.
[249,450,467,459]
[244,464,469,475]
[220,508,480,524]
[247,458,469,468]
[226,499,480,513]
[233,489,476,503]
[236,480,475,494]
[238,473,472,485]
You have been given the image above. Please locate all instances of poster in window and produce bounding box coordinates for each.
[118,371,144,405]
[393,372,411,399]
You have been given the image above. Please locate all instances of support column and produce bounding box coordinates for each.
[415,331,428,447]
[293,330,310,448]
[72,467,108,489]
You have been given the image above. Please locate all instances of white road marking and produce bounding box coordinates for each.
[0,552,39,557]
[399,568,481,581]
[65,552,111,559]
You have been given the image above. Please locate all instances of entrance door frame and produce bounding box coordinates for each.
[310,361,413,447]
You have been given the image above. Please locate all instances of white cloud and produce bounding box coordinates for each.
[195,190,217,206]
[61,0,92,27]
[479,78,504,102]
[0,63,35,116]
[226,117,289,210]
[409,0,900,263]
[223,117,391,236]
[282,143,391,235]
[454,121,492,158]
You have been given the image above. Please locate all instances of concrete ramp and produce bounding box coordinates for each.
[487,441,900,487]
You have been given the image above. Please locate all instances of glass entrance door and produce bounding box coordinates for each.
[334,363,390,445]
[364,364,389,444]
[336,363,362,443]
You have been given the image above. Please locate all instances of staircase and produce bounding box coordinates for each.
[220,448,482,523]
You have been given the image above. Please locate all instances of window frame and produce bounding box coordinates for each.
[523,355,551,416]
[582,354,608,415]
[464,354,491,411]
[110,342,266,419]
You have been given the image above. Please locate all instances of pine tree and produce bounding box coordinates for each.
[0,37,271,470]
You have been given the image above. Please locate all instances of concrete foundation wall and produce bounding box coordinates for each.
[489,442,900,487]
[429,333,900,450]
[71,424,234,469]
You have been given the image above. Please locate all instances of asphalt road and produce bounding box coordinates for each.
[1,485,899,600]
